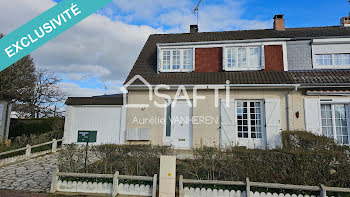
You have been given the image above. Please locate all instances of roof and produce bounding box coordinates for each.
[124,26,350,86]
[65,94,124,106]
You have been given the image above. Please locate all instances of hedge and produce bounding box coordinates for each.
[178,131,350,188]
[9,117,64,138]
[58,131,350,189]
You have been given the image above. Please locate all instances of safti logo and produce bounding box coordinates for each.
[121,75,233,109]
[0,0,112,72]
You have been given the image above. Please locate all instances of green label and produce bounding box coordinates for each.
[78,131,97,143]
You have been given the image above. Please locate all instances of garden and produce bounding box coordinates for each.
[58,130,350,189]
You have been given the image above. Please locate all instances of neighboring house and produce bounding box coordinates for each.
[63,94,126,145]
[64,14,350,149]
[0,99,12,140]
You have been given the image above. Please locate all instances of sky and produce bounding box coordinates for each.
[0,0,349,97]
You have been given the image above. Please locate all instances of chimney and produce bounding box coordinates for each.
[273,14,285,31]
[341,17,350,27]
[190,25,198,33]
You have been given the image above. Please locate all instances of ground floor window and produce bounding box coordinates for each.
[321,104,349,145]
[236,101,263,139]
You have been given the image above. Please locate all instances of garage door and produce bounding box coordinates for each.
[68,106,122,145]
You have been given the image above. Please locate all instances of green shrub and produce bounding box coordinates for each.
[177,131,350,188]
[58,144,85,173]
[59,144,172,176]
[9,117,64,138]
[281,130,350,153]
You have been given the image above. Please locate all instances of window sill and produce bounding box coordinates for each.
[313,65,350,69]
[159,70,194,73]
[224,68,263,71]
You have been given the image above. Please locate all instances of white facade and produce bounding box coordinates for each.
[63,105,127,145]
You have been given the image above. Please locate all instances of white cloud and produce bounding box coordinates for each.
[112,0,271,32]
[59,82,106,97]
[0,0,161,97]
[0,0,271,97]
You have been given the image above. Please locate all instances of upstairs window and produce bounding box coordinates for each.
[225,46,262,71]
[160,49,193,72]
[315,53,350,67]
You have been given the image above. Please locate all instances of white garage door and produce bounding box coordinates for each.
[68,106,122,145]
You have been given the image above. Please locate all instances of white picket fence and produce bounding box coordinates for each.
[0,139,63,166]
[50,169,157,197]
[179,176,350,197]
[183,187,317,197]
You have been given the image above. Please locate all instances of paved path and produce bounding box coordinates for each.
[0,153,59,192]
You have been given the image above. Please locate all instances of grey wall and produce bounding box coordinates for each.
[287,40,313,71]
[0,100,11,140]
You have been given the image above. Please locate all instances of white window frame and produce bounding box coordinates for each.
[159,48,194,72]
[314,53,350,68]
[223,41,288,71]
[235,100,265,140]
[319,99,350,146]
[321,103,350,145]
[312,38,350,69]
[224,46,263,71]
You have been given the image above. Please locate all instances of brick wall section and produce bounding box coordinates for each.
[287,40,313,71]
[195,47,222,72]
[264,45,284,71]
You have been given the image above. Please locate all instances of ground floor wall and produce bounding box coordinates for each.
[126,89,350,149]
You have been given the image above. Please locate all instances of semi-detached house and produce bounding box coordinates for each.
[64,14,350,150]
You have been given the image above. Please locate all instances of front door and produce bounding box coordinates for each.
[236,100,266,149]
[165,100,192,149]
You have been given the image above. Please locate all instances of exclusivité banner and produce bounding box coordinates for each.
[0,0,112,72]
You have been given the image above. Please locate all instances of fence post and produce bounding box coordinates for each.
[52,139,57,153]
[320,184,326,197]
[25,144,31,158]
[152,174,157,197]
[50,168,59,193]
[246,178,250,197]
[112,171,119,197]
[179,175,184,197]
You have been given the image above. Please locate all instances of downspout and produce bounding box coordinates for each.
[286,85,299,131]
[3,101,12,140]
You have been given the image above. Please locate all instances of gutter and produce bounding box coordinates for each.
[157,38,292,47]
[286,85,300,131]
[156,36,350,47]
[127,84,300,90]
[298,84,350,88]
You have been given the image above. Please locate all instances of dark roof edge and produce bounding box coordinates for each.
[150,25,345,36]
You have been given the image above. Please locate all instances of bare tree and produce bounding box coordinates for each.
[13,70,65,118]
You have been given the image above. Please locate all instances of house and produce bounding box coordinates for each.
[63,94,126,145]
[124,14,350,149]
[0,99,12,140]
[64,14,350,149]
